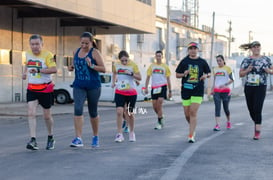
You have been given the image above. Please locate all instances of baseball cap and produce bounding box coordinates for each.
[250,41,261,48]
[187,42,199,49]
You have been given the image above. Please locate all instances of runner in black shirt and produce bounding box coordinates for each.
[176,42,211,143]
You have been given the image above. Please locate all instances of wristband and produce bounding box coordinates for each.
[130,72,134,76]
[90,64,95,69]
[37,68,40,73]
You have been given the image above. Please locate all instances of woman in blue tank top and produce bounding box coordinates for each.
[68,32,106,148]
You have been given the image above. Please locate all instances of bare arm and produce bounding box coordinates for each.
[91,49,106,73]
[22,66,28,80]
[145,75,150,89]
[239,64,253,77]
[200,73,211,81]
[211,75,216,94]
[40,67,57,74]
[264,67,273,74]
[144,75,150,94]
[167,76,172,98]
[111,71,117,88]
[225,73,234,86]
[132,72,141,81]
[68,51,75,71]
[176,70,189,78]
[239,69,249,77]
[176,73,183,78]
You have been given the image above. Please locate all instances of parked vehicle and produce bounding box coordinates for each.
[54,73,151,104]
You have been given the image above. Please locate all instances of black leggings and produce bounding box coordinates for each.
[244,85,266,124]
[213,92,230,117]
[73,87,101,118]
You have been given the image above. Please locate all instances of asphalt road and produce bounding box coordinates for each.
[1,94,273,180]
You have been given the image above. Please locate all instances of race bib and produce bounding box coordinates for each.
[30,72,41,78]
[247,74,259,85]
[153,87,162,94]
[183,83,195,90]
[118,80,130,90]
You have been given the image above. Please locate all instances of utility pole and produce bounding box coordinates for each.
[208,11,215,97]
[248,31,253,56]
[165,0,170,65]
[248,31,253,43]
[209,12,215,69]
[227,20,232,58]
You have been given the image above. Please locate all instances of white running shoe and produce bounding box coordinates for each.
[154,123,162,130]
[115,133,124,143]
[129,132,136,142]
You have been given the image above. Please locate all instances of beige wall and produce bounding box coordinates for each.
[25,0,156,34]
[0,3,229,102]
[0,1,156,102]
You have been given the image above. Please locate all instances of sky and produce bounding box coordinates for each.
[156,0,273,55]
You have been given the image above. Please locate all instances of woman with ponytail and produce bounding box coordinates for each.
[239,41,273,140]
[211,55,234,131]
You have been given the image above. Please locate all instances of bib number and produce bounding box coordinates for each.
[30,72,41,78]
[247,74,260,85]
[118,80,130,90]
[153,87,162,94]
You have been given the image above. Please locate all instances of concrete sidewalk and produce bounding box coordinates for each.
[0,95,183,118]
[1,90,248,119]
[0,85,245,119]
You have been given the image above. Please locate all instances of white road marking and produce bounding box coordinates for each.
[160,131,225,180]
[234,122,244,126]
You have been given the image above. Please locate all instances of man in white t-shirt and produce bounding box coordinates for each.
[145,50,172,130]
[22,34,57,150]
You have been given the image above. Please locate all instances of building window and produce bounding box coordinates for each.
[0,49,11,65]
[137,0,151,6]
[64,56,73,66]
[22,51,26,65]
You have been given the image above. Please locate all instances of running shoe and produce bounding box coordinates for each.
[91,136,99,148]
[123,126,129,133]
[188,135,195,143]
[70,137,84,147]
[154,123,162,130]
[26,138,39,150]
[115,133,124,143]
[46,138,55,150]
[226,121,231,129]
[213,124,221,131]
[253,131,260,140]
[129,132,136,142]
[160,117,165,128]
